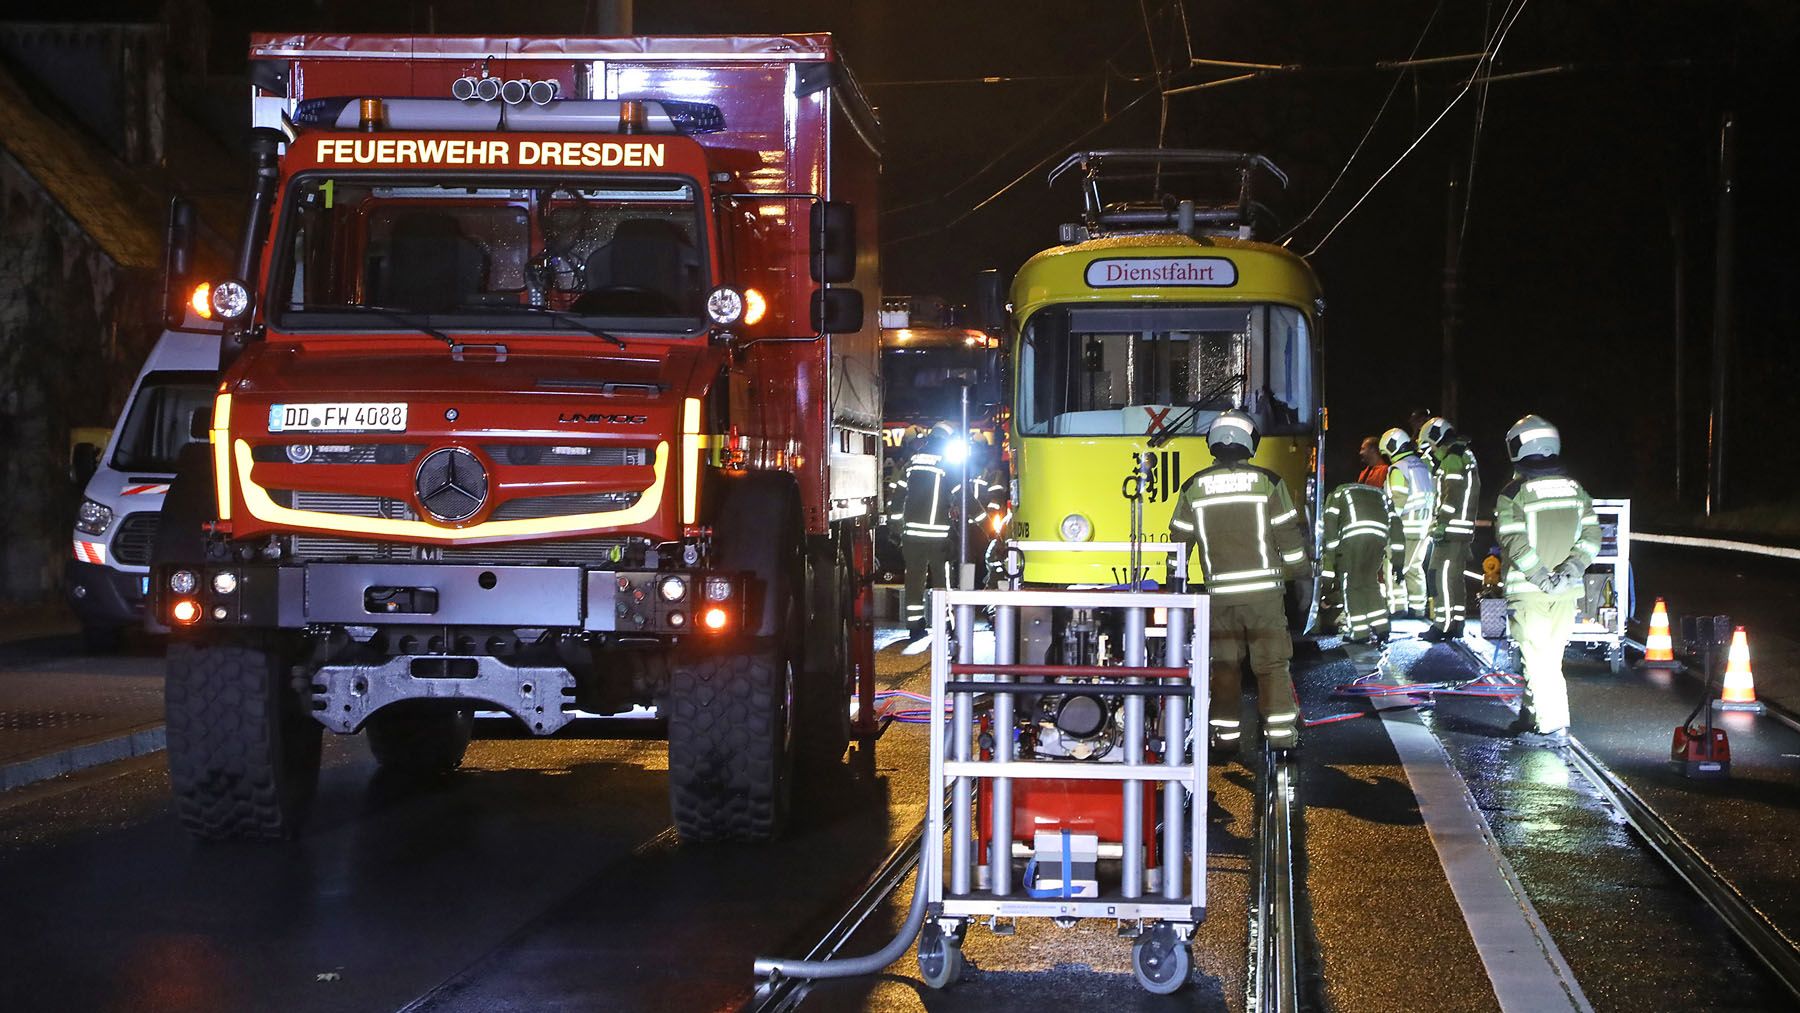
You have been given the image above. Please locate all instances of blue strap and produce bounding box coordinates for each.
[1022,828,1077,899]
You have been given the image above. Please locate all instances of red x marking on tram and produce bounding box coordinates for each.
[1144,407,1174,436]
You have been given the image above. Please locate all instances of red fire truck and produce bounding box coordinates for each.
[152,34,883,842]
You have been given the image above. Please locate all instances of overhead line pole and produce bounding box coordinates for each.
[1705,113,1736,517]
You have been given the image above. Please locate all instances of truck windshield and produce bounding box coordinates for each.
[111,371,215,473]
[1017,303,1312,437]
[269,176,707,334]
[883,346,1000,422]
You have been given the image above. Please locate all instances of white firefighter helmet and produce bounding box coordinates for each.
[1417,416,1456,454]
[1379,427,1414,461]
[1206,409,1260,455]
[1506,414,1561,461]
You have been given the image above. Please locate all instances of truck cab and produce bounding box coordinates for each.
[155,34,882,843]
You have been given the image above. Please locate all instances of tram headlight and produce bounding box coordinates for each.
[1059,513,1094,542]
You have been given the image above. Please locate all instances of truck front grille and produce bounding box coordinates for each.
[277,490,419,520]
[110,513,161,566]
[489,492,642,520]
[288,537,630,566]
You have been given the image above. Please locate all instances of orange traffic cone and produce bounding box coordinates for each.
[1716,626,1765,713]
[1638,598,1678,668]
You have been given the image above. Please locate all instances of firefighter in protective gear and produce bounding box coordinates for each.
[1418,417,1481,639]
[1495,414,1601,740]
[1169,411,1308,752]
[899,422,960,638]
[1320,481,1402,643]
[1380,427,1435,618]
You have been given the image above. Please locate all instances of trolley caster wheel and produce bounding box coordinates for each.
[917,923,964,990]
[1132,925,1190,995]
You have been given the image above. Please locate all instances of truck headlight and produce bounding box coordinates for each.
[76,499,114,536]
[210,279,251,320]
[211,571,239,595]
[703,576,733,601]
[1059,513,1093,542]
[658,575,687,602]
[705,286,745,325]
[169,569,198,595]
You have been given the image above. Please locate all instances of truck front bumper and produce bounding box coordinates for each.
[156,561,736,635]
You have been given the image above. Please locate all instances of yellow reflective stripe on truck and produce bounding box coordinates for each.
[211,393,233,520]
[234,438,668,541]
[682,396,702,526]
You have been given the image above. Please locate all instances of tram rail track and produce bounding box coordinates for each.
[1563,735,1800,1002]
[1250,742,1303,1013]
[1450,638,1800,1003]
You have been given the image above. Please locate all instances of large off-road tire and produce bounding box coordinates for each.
[165,638,322,841]
[365,704,474,775]
[667,648,794,842]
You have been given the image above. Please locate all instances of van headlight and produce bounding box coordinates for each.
[76,499,114,536]
[1059,513,1093,542]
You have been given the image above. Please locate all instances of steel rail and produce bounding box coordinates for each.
[1563,737,1800,1002]
[1450,636,1800,999]
[743,813,931,1013]
[1250,742,1301,1013]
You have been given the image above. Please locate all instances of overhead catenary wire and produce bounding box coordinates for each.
[1300,0,1532,258]
[1278,0,1446,245]
[886,84,1162,246]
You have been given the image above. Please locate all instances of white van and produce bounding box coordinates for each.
[67,324,221,650]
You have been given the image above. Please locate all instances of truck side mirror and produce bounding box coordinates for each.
[974,268,1007,332]
[164,197,197,327]
[812,287,865,334]
[810,201,856,284]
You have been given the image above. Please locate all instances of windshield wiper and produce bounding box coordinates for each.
[470,304,628,349]
[312,304,455,346]
[1147,372,1245,448]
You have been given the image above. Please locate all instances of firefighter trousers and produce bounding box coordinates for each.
[1334,538,1390,640]
[1208,597,1300,749]
[902,536,950,632]
[1508,592,1576,733]
[1429,538,1471,632]
[1394,534,1429,614]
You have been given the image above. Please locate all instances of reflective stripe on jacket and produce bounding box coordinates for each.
[901,452,957,539]
[1384,451,1436,537]
[1431,442,1481,540]
[1320,482,1400,579]
[1169,462,1307,601]
[1495,464,1601,598]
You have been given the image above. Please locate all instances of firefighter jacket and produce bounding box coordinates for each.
[1319,483,1401,580]
[1168,462,1308,602]
[1384,450,1436,539]
[1494,460,1601,599]
[899,444,959,541]
[1430,440,1481,542]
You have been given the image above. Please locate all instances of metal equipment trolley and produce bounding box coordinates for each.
[921,582,1211,994]
[1572,498,1631,671]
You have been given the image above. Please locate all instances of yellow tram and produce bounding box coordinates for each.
[1008,151,1325,602]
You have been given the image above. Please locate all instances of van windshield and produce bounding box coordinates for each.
[111,371,215,473]
[1017,303,1313,437]
[269,176,708,334]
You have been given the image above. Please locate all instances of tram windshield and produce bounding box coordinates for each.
[1017,303,1312,437]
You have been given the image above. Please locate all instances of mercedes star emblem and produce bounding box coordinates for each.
[414,447,488,522]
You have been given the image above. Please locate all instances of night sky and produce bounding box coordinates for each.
[25,0,1800,511]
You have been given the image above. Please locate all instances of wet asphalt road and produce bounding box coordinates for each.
[4,558,1799,1012]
